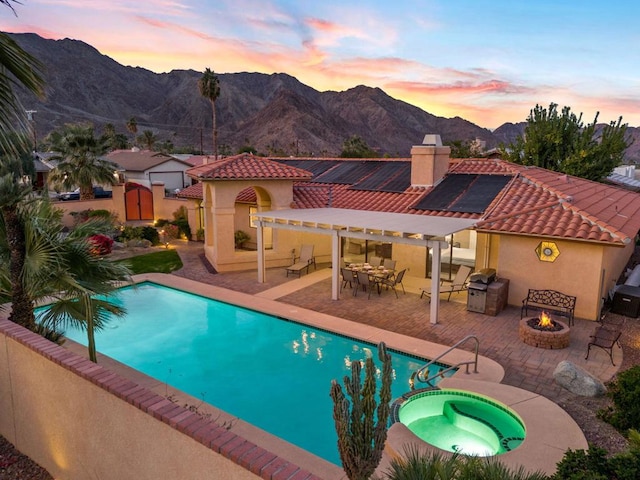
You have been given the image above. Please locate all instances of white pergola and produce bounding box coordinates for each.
[253,208,477,324]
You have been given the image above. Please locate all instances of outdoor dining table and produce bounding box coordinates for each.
[346,263,395,295]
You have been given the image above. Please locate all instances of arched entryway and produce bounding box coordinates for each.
[125,182,153,221]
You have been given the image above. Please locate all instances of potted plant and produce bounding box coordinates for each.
[234,230,250,249]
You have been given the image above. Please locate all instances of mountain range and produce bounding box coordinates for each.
[9,32,640,161]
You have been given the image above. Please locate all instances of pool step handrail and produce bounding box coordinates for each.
[409,335,479,390]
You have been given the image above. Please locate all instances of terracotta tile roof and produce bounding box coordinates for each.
[180,155,640,246]
[176,183,202,199]
[186,153,312,180]
[476,164,640,245]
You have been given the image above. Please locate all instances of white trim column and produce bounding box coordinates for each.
[430,243,441,324]
[331,230,340,300]
[256,221,265,283]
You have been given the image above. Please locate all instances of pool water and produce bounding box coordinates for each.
[393,389,526,456]
[40,282,452,465]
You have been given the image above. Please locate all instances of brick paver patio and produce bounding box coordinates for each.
[169,241,621,404]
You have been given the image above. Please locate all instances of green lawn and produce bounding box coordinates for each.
[116,249,183,274]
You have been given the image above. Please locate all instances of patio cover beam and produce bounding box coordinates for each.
[254,208,477,324]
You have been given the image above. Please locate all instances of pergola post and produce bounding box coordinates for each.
[256,221,265,283]
[331,230,340,300]
[430,243,442,324]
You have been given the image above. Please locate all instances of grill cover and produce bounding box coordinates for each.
[469,268,496,285]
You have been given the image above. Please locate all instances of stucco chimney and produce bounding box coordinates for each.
[410,134,450,187]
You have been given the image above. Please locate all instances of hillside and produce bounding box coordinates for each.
[9,32,640,161]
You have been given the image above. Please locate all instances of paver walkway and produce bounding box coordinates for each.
[168,241,621,404]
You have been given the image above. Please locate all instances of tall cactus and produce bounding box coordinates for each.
[330,342,393,480]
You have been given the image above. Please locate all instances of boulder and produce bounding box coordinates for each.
[553,360,606,397]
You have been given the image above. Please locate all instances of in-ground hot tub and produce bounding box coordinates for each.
[391,388,526,456]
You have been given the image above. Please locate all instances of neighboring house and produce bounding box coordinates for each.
[106,148,195,192]
[180,135,640,321]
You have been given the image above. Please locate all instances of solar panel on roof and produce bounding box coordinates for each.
[413,174,477,211]
[314,161,381,184]
[274,159,338,177]
[448,175,512,213]
[379,164,411,193]
[350,162,412,193]
[350,162,399,190]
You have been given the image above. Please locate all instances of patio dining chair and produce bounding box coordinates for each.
[382,258,396,271]
[286,244,316,277]
[369,256,383,267]
[420,265,472,301]
[341,267,356,292]
[355,270,378,299]
[381,268,406,298]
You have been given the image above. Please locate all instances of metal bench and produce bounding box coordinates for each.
[521,289,576,326]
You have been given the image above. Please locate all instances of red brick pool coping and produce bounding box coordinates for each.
[0,319,323,480]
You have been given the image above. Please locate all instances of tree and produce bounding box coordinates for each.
[137,129,157,150]
[126,116,138,146]
[447,139,475,158]
[0,28,44,156]
[329,342,392,480]
[46,123,118,200]
[501,103,630,181]
[340,135,378,158]
[0,198,131,356]
[101,123,128,150]
[198,68,221,159]
[32,209,130,362]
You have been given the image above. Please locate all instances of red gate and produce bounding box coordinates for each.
[125,183,154,221]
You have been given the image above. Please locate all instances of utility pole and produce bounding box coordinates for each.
[25,109,37,151]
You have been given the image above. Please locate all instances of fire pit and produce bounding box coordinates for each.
[519,312,570,349]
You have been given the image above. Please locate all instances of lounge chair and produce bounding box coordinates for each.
[420,265,472,301]
[286,245,316,277]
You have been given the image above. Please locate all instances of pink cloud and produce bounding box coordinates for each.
[386,79,532,96]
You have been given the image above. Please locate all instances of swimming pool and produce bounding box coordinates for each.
[42,281,452,465]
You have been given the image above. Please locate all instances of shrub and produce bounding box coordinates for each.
[87,209,114,220]
[89,234,114,256]
[173,218,191,240]
[554,446,640,480]
[599,365,640,432]
[155,218,170,227]
[234,230,250,248]
[140,226,160,245]
[116,225,143,242]
[553,447,610,479]
[163,224,180,240]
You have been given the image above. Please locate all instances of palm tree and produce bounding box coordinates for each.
[138,129,157,150]
[126,116,138,147]
[0,197,132,357]
[0,146,37,329]
[0,28,44,156]
[46,123,118,200]
[198,68,221,159]
[32,208,131,362]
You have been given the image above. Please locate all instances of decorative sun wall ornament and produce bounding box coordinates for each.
[535,241,560,262]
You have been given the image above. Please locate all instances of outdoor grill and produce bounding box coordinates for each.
[467,268,497,313]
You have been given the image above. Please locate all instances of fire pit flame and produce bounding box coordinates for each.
[538,311,554,329]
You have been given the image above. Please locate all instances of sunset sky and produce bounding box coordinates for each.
[2,0,639,129]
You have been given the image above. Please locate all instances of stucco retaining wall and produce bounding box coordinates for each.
[0,319,322,480]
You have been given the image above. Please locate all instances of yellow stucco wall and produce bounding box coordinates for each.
[0,330,260,480]
[494,235,619,321]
